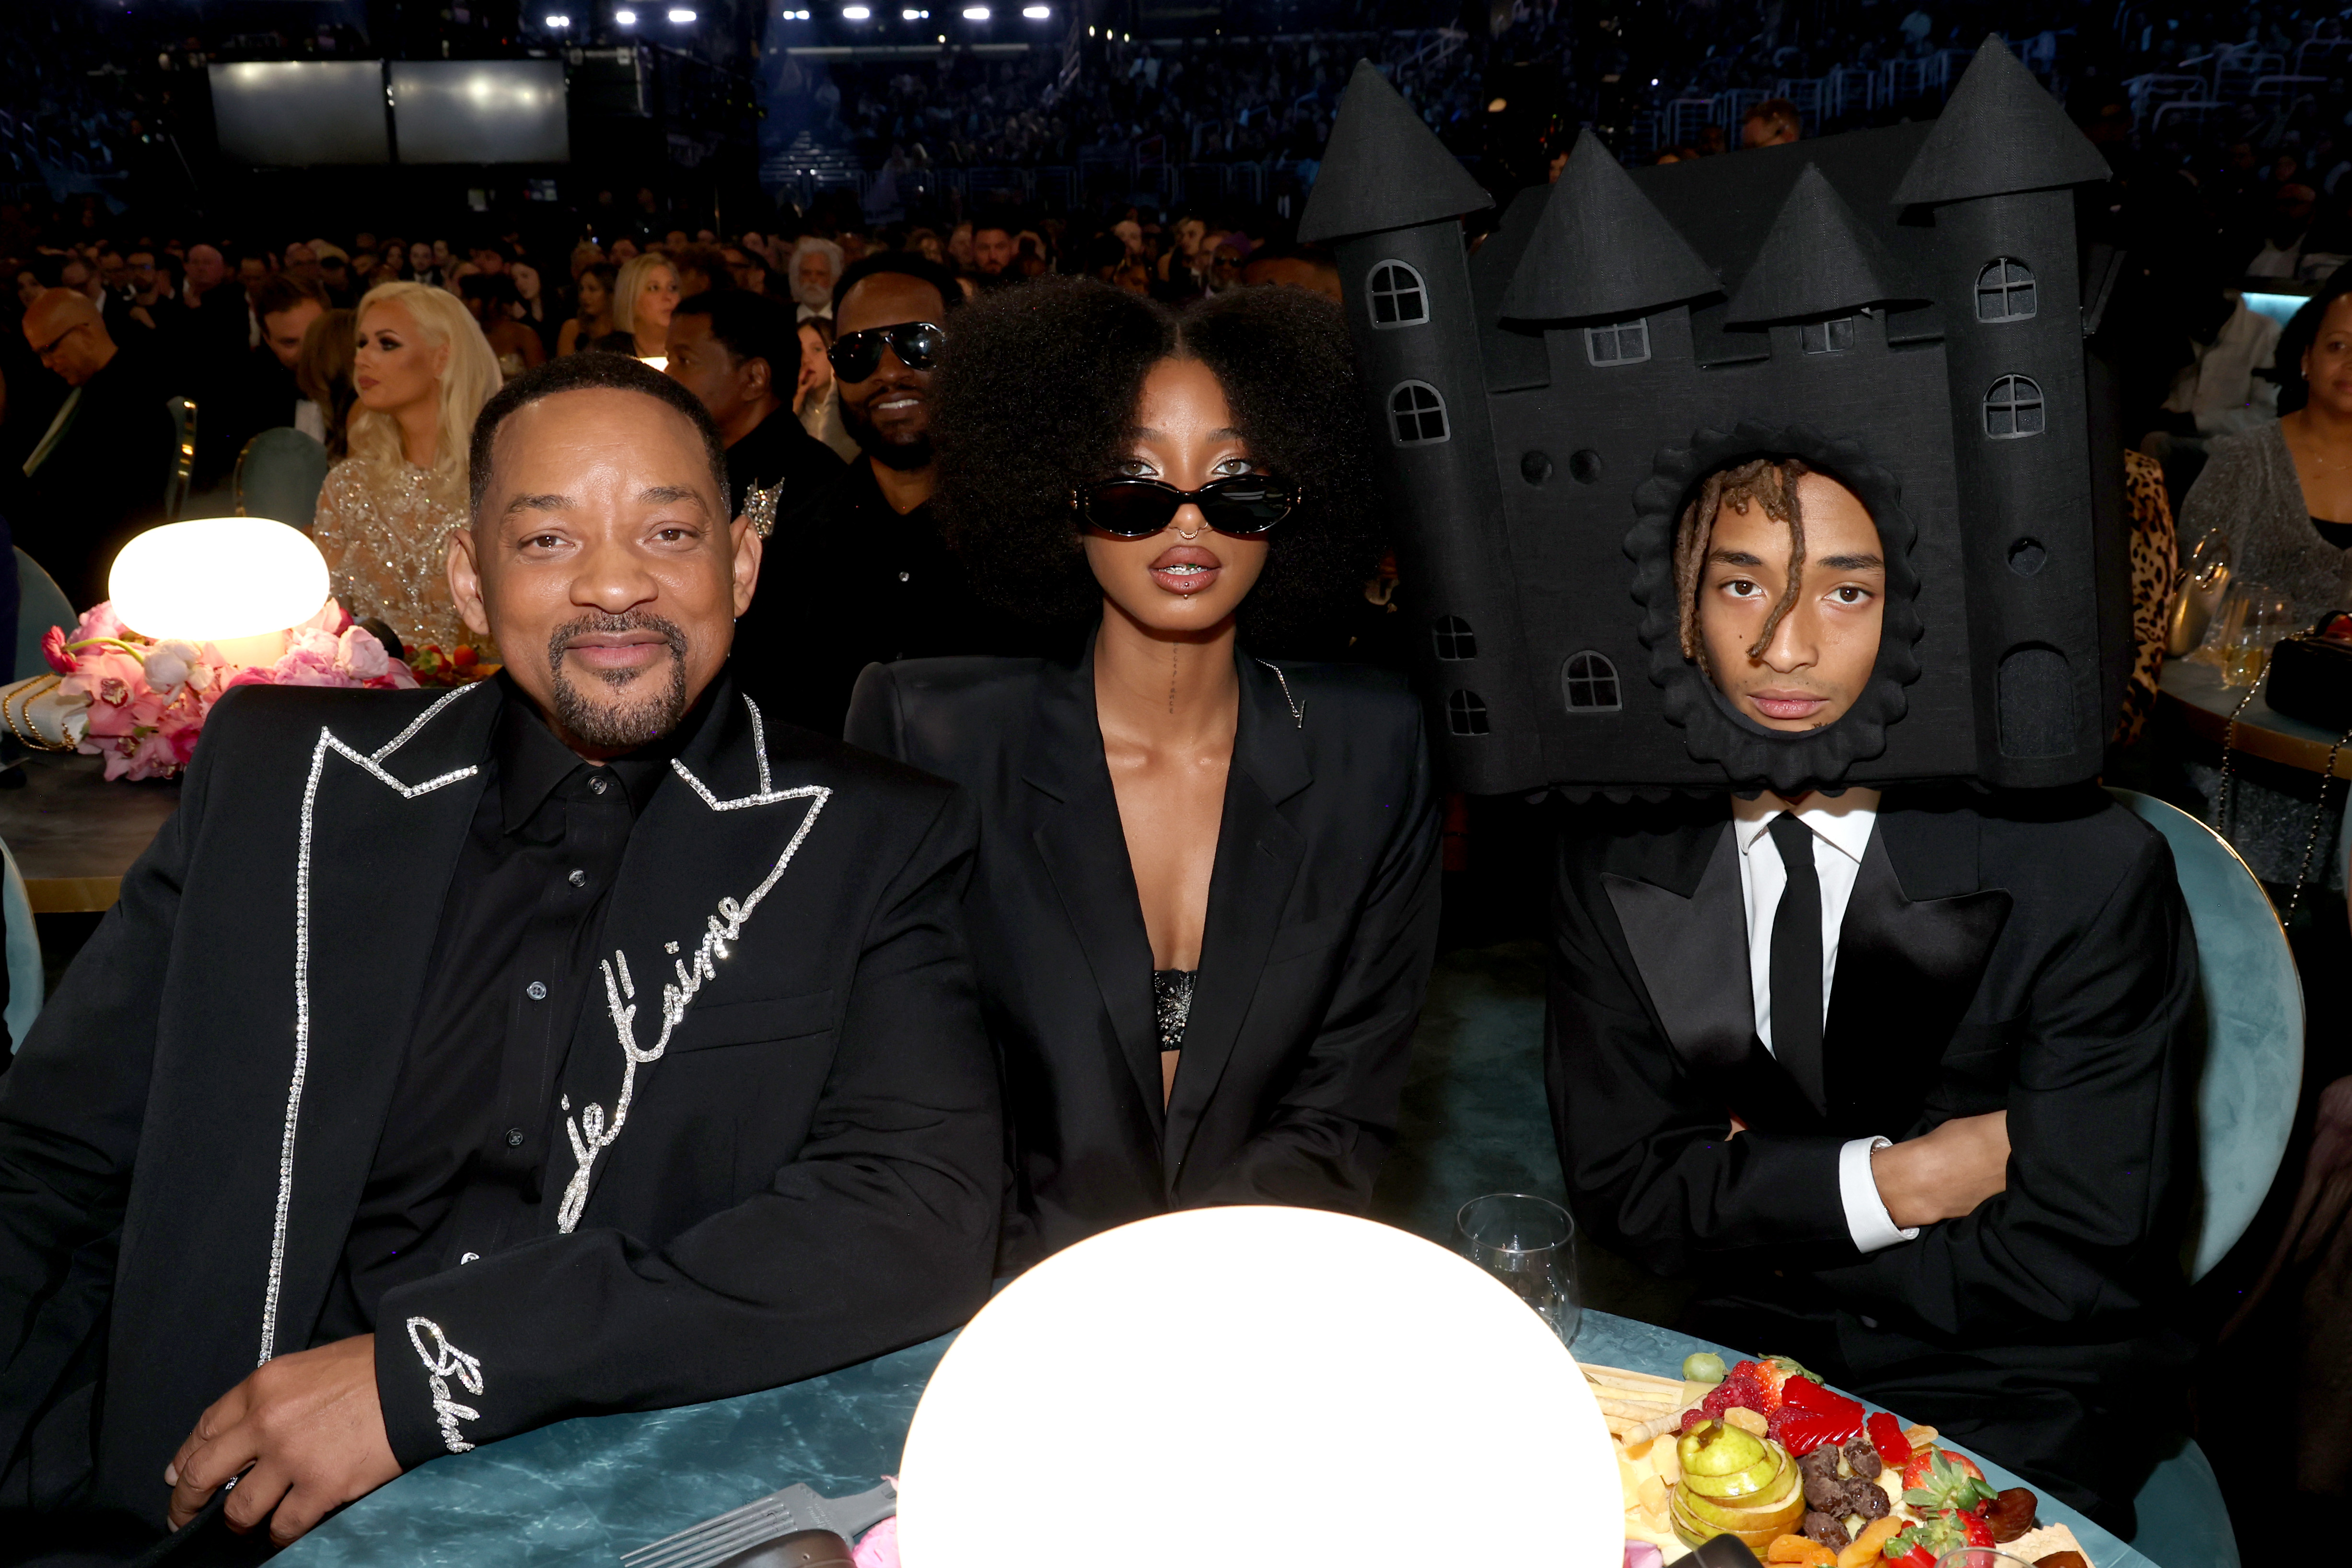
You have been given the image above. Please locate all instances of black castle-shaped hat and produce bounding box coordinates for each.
[1302,42,2124,797]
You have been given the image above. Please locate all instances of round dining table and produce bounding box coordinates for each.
[0,750,179,912]
[280,1307,2161,1568]
[2161,654,2352,778]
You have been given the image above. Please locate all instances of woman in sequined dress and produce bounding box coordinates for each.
[846,279,1441,1270]
[312,280,501,660]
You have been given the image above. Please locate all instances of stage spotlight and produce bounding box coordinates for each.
[615,6,637,21]
[1023,5,1049,15]
[667,5,695,17]
[963,5,988,17]
[842,4,871,15]
[545,12,572,24]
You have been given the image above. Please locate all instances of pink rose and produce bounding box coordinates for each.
[70,602,126,644]
[221,664,278,691]
[142,640,202,693]
[40,624,72,675]
[337,627,390,681]
[1622,1545,1663,1568]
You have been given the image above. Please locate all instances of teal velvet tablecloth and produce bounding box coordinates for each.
[282,1309,2156,1568]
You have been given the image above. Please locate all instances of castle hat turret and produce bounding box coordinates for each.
[1725,163,1916,325]
[1499,129,1719,322]
[1298,60,1494,244]
[1891,35,2110,206]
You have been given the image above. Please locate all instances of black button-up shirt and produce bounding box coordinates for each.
[316,676,706,1341]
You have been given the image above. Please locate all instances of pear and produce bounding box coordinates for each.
[1677,1421,1779,1499]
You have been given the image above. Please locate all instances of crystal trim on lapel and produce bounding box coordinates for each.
[406,1315,485,1454]
[259,684,487,1368]
[557,694,830,1231]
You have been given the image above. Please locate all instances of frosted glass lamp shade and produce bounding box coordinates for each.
[895,1206,1622,1568]
[108,518,331,643]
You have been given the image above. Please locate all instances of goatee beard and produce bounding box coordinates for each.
[840,396,934,472]
[547,611,692,751]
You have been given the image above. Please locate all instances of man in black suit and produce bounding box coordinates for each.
[1547,459,2197,1531]
[662,289,842,516]
[0,354,1000,1558]
[12,288,172,606]
[728,254,1036,736]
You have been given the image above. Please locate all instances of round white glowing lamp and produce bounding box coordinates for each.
[107,518,331,668]
[896,1207,1623,1567]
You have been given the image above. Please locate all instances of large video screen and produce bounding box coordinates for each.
[389,61,570,164]
[209,61,391,166]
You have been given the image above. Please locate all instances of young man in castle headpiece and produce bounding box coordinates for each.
[1546,454,2198,1532]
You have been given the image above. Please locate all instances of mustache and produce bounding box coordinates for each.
[546,611,690,675]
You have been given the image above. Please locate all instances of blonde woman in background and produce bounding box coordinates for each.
[592,252,681,360]
[295,306,359,459]
[312,280,501,658]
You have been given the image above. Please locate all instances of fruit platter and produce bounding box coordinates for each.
[1590,1352,2094,1568]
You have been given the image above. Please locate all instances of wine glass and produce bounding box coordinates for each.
[1455,1193,1581,1347]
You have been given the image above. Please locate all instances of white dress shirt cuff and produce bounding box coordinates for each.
[1839,1136,1921,1253]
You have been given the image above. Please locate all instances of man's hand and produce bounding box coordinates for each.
[1870,1111,2011,1230]
[164,1334,400,1545]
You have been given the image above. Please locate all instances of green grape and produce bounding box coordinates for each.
[1682,1351,1727,1383]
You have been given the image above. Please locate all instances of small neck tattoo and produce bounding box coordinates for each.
[1169,643,1178,715]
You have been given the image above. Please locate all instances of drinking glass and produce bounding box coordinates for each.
[2220,584,2290,688]
[1455,1192,1581,1347]
[1934,1552,2036,1568]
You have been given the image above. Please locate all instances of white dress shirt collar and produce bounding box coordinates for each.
[1731,788,1881,862]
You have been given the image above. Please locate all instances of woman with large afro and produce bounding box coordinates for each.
[846,277,1441,1270]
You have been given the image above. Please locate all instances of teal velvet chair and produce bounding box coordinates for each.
[234,427,331,534]
[0,836,37,1051]
[12,547,76,680]
[2108,787,2304,1568]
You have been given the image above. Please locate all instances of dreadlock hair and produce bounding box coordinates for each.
[1673,455,1811,666]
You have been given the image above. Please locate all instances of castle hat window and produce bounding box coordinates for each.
[1562,650,1622,712]
[1983,374,2045,438]
[1432,615,1478,660]
[1974,258,2037,322]
[1798,315,1858,355]
[1584,319,1652,367]
[1368,261,1430,328]
[1389,381,1451,446]
[1445,690,1491,736]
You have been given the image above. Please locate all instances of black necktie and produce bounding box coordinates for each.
[1767,813,1828,1114]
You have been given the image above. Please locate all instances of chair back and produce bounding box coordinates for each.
[233,428,331,534]
[2107,788,2304,1280]
[12,549,76,681]
[164,395,197,521]
[0,837,38,1052]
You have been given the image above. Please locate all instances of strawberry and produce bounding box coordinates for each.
[1766,1376,1867,1455]
[1955,1510,1996,1547]
[1881,1512,1975,1566]
[1903,1449,1997,1517]
[1749,1357,1808,1413]
[1866,1411,1911,1472]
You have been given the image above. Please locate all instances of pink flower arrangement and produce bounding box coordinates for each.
[43,598,418,781]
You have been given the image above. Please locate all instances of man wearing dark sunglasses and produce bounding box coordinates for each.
[731,253,1036,737]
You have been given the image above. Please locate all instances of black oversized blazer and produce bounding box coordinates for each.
[1546,785,2200,1350]
[0,676,1001,1522]
[846,646,1442,1266]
